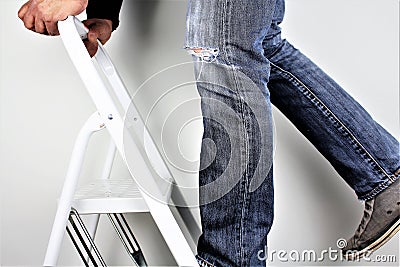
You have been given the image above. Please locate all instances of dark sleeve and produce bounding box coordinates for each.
[86,0,123,31]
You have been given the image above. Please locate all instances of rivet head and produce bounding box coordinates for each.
[108,114,113,120]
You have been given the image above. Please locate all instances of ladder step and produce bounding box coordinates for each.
[73,179,149,214]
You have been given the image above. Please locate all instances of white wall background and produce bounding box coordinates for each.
[1,0,398,266]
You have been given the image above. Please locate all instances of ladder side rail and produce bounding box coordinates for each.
[43,112,105,266]
[91,19,202,242]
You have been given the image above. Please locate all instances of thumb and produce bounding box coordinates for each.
[84,30,99,57]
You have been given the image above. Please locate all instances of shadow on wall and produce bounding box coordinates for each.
[113,0,190,88]
[126,0,161,42]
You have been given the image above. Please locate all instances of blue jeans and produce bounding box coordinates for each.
[185,0,400,266]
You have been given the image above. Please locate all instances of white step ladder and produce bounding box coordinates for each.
[43,16,199,267]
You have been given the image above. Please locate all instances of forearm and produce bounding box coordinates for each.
[86,0,123,30]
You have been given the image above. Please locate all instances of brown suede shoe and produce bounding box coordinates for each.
[342,178,400,260]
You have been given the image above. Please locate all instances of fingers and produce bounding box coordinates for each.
[24,14,36,31]
[17,2,29,20]
[17,0,67,36]
[18,1,41,33]
[83,31,99,57]
[19,6,59,35]
[83,19,112,43]
[19,2,35,31]
[82,19,113,57]
[35,16,47,34]
[45,21,59,36]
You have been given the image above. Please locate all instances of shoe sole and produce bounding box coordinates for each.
[344,217,400,261]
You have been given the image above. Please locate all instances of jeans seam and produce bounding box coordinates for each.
[223,0,250,264]
[269,62,393,196]
[231,66,250,265]
[359,174,399,200]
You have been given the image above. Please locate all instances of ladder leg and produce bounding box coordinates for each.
[107,213,148,266]
[66,226,90,267]
[68,215,97,266]
[84,214,101,262]
[43,112,105,266]
[143,195,199,267]
[68,209,107,266]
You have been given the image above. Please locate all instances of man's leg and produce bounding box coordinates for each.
[265,40,399,199]
[263,0,399,258]
[185,0,278,266]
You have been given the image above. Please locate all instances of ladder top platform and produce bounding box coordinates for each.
[73,179,149,214]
